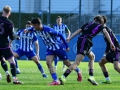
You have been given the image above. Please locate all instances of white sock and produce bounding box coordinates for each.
[106,77,110,80]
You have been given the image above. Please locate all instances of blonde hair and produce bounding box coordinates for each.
[3,5,11,14]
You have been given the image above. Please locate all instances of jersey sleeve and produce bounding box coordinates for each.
[33,32,38,42]
[47,28,69,48]
[17,29,22,36]
[65,25,70,32]
[80,23,89,30]
[8,24,15,40]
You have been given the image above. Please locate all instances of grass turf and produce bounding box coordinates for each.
[0,60,120,90]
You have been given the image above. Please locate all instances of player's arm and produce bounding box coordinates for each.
[8,24,16,40]
[48,29,69,49]
[34,40,40,59]
[65,25,71,39]
[102,28,115,51]
[69,28,82,41]
[33,32,40,59]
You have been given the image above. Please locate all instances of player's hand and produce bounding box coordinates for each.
[16,36,20,40]
[23,29,28,33]
[110,43,116,51]
[66,47,70,52]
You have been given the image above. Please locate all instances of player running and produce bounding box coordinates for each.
[59,15,115,85]
[99,16,120,84]
[13,21,48,78]
[53,16,71,71]
[26,18,82,85]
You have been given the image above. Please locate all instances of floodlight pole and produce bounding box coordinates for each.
[18,0,21,30]
[110,0,113,29]
[79,0,81,28]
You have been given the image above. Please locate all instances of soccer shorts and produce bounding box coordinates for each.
[106,50,120,63]
[46,49,68,60]
[15,48,36,59]
[0,47,13,60]
[77,38,93,56]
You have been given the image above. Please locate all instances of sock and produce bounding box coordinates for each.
[54,57,59,67]
[63,69,71,78]
[14,58,19,68]
[89,69,93,76]
[1,60,8,72]
[74,67,80,74]
[103,72,109,79]
[10,63,16,77]
[51,73,58,81]
[37,63,45,74]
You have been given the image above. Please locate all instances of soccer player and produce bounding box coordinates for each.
[13,21,48,78]
[99,16,120,84]
[59,15,116,85]
[0,5,22,84]
[26,18,82,85]
[14,21,34,74]
[53,16,71,71]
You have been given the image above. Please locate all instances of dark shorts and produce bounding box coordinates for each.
[15,48,36,59]
[77,38,93,56]
[106,49,120,63]
[0,47,13,60]
[46,49,68,60]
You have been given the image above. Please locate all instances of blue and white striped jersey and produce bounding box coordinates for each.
[27,25,68,51]
[53,23,69,41]
[17,29,38,52]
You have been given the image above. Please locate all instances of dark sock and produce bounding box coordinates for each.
[89,69,93,76]
[15,58,19,68]
[1,60,8,72]
[63,69,71,78]
[103,72,109,78]
[37,63,44,74]
[54,57,59,67]
[10,63,16,77]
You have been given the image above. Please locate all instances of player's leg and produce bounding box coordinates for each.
[113,61,120,72]
[27,51,48,78]
[14,58,20,74]
[46,50,60,85]
[87,51,98,85]
[3,48,23,84]
[99,56,111,84]
[62,61,66,72]
[0,57,11,82]
[54,56,59,70]
[13,49,23,74]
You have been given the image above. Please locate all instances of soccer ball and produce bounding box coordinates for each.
[0,73,2,80]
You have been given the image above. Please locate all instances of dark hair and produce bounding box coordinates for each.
[94,15,104,24]
[57,16,62,19]
[26,21,31,25]
[102,16,107,23]
[31,18,42,25]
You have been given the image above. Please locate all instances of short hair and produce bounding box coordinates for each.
[94,15,104,24]
[57,16,62,19]
[102,16,107,23]
[31,18,42,25]
[3,5,11,14]
[26,21,31,25]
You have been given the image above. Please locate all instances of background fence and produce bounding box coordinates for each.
[1,0,120,61]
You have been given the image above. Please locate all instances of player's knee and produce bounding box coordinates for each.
[114,65,119,71]
[99,60,103,66]
[46,60,52,67]
[63,60,71,67]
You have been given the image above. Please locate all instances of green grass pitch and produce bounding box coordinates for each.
[0,60,120,90]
